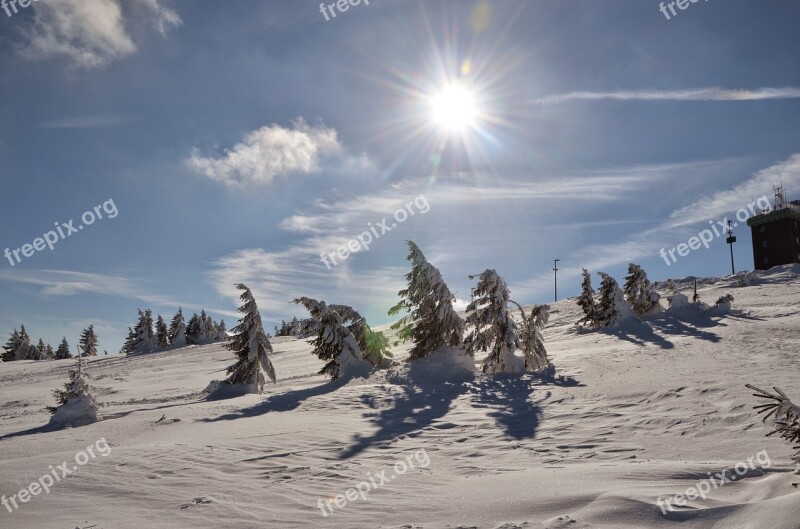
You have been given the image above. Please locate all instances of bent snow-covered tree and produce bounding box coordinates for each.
[623,263,661,315]
[576,268,597,327]
[329,304,392,367]
[388,241,465,361]
[295,297,372,380]
[511,301,552,374]
[224,284,276,393]
[747,385,800,470]
[78,324,98,357]
[595,273,634,328]
[47,356,102,427]
[465,269,521,374]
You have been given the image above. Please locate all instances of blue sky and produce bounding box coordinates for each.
[1,0,799,353]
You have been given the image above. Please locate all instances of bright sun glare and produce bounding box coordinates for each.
[431,83,478,133]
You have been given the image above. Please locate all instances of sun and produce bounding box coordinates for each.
[430,83,479,133]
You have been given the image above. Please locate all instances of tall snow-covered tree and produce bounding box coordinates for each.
[78,324,98,357]
[130,309,157,354]
[31,339,52,361]
[198,310,214,342]
[55,337,72,360]
[747,385,800,470]
[388,241,465,362]
[2,326,36,361]
[576,268,597,327]
[169,307,187,347]
[214,319,227,341]
[185,313,201,345]
[155,315,170,349]
[224,284,276,393]
[295,297,372,380]
[329,304,392,366]
[47,356,102,427]
[595,273,634,328]
[623,263,661,315]
[465,269,521,374]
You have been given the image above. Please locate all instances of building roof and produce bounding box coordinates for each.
[747,206,800,227]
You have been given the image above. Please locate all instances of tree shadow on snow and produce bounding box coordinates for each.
[469,375,543,440]
[645,312,722,343]
[601,319,676,349]
[200,379,348,422]
[338,379,470,459]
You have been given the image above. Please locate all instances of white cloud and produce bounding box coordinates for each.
[188,119,373,188]
[532,87,800,105]
[20,0,180,69]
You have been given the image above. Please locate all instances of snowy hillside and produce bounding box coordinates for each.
[1,267,799,529]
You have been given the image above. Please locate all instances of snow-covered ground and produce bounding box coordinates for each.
[1,267,799,529]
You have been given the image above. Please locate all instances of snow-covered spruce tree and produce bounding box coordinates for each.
[131,309,157,354]
[595,273,634,328]
[169,307,187,347]
[78,324,98,357]
[45,343,55,359]
[223,284,276,393]
[576,268,597,327]
[465,269,521,374]
[214,319,227,341]
[185,313,201,345]
[2,326,34,361]
[47,356,102,427]
[295,297,372,380]
[329,304,392,367]
[155,315,170,349]
[511,301,553,374]
[199,310,213,342]
[747,385,800,471]
[55,337,72,360]
[388,241,465,362]
[623,263,661,315]
[31,339,52,361]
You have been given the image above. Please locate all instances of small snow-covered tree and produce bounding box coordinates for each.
[576,268,597,327]
[623,263,661,315]
[55,337,72,360]
[45,343,55,359]
[31,339,52,361]
[747,385,800,471]
[78,324,98,357]
[329,304,392,367]
[2,328,21,362]
[199,310,214,342]
[155,315,170,349]
[169,307,187,347]
[465,269,521,374]
[47,356,102,427]
[388,241,465,362]
[295,297,372,380]
[223,284,276,393]
[595,273,634,328]
[511,301,552,374]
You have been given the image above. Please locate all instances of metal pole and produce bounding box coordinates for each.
[553,259,560,302]
[726,220,736,275]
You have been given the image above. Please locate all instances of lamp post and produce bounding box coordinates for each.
[553,259,560,302]
[726,220,737,276]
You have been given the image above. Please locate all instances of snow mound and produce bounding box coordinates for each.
[48,394,102,428]
[381,346,476,385]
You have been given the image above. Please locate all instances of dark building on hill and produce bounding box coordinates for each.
[747,186,800,271]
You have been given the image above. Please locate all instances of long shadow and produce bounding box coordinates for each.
[647,313,721,343]
[469,375,542,439]
[200,379,347,422]
[0,424,57,441]
[601,319,676,349]
[338,379,470,459]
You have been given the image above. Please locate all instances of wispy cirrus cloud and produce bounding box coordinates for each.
[187,118,374,189]
[532,87,800,105]
[19,0,180,70]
